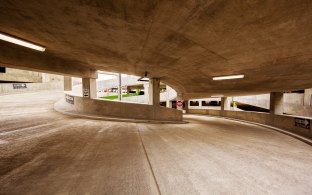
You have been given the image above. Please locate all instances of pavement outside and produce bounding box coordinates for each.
[0,91,312,194]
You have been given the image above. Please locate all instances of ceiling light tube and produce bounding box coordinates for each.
[0,33,45,52]
[212,74,244,81]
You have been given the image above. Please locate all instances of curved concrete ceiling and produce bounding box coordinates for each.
[0,0,312,98]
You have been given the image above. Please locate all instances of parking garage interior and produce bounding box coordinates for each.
[1,1,312,194]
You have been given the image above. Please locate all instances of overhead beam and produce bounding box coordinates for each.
[0,42,97,78]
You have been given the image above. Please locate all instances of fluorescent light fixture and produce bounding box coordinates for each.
[0,33,45,52]
[212,74,244,81]
[138,77,149,82]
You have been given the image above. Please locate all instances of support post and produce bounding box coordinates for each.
[82,77,97,99]
[118,73,122,101]
[221,97,231,116]
[148,78,160,106]
[270,92,284,115]
[166,100,172,108]
[198,100,202,109]
[184,99,189,113]
[221,97,230,111]
[64,76,72,91]
[304,89,312,107]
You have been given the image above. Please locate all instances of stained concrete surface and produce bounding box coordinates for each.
[2,1,312,97]
[1,91,312,194]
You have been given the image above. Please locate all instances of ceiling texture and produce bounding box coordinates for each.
[0,0,312,98]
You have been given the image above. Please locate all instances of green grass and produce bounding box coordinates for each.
[100,93,139,100]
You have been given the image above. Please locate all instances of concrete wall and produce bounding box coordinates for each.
[283,93,312,117]
[0,68,42,83]
[0,81,63,94]
[57,93,183,122]
[233,94,270,109]
[189,92,312,118]
[284,93,304,105]
[304,89,312,106]
[188,109,312,139]
[283,104,312,117]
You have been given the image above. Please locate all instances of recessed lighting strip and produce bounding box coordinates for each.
[0,33,45,52]
[212,74,244,81]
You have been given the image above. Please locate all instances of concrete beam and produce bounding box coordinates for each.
[0,43,97,78]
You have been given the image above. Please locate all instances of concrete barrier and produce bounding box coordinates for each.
[188,109,312,139]
[0,82,63,95]
[55,93,183,122]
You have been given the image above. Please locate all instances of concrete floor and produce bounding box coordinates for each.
[0,91,312,195]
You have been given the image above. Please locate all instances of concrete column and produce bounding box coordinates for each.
[166,100,172,108]
[221,97,231,116]
[82,78,97,98]
[184,99,189,113]
[221,97,230,111]
[118,73,122,101]
[270,92,284,115]
[198,100,202,109]
[304,88,312,107]
[148,78,160,106]
[64,76,72,91]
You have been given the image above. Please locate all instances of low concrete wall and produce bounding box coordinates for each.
[0,82,63,95]
[234,94,270,109]
[56,93,183,122]
[283,103,312,117]
[188,109,312,139]
[0,68,43,83]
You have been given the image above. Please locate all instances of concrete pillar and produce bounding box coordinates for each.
[270,92,284,115]
[221,97,230,111]
[82,78,97,98]
[148,78,160,105]
[221,97,231,116]
[198,100,202,109]
[118,73,122,101]
[184,100,189,113]
[64,76,72,91]
[304,88,312,107]
[166,100,172,108]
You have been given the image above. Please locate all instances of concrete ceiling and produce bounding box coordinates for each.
[1,0,312,98]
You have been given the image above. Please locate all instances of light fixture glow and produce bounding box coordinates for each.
[0,33,45,52]
[212,74,244,81]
